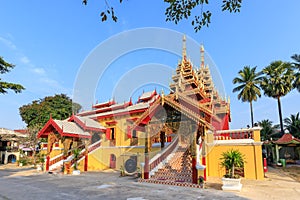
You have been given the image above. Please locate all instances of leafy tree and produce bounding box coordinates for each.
[82,0,243,32]
[284,112,300,138]
[22,125,40,166]
[232,66,262,127]
[19,94,81,128]
[260,61,295,134]
[258,119,280,141]
[0,56,25,94]
[291,54,300,92]
[220,149,245,179]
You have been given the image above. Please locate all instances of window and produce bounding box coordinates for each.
[111,128,115,140]
[106,128,115,140]
[132,130,137,138]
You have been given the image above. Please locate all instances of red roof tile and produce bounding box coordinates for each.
[273,133,300,144]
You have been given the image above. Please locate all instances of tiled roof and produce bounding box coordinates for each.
[89,101,150,118]
[77,92,160,119]
[75,116,106,130]
[53,120,90,137]
[0,128,27,138]
[139,90,156,100]
[92,99,116,109]
[273,133,300,144]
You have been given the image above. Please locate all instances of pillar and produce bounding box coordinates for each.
[46,155,50,171]
[192,131,198,184]
[84,153,88,171]
[275,144,279,163]
[144,129,150,179]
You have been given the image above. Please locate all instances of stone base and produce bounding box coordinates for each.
[72,170,81,175]
[221,177,242,191]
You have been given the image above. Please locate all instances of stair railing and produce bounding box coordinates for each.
[149,135,179,175]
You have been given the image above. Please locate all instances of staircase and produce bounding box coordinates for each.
[140,143,202,188]
[48,140,102,174]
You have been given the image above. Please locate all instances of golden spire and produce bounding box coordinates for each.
[200,44,205,69]
[182,35,187,59]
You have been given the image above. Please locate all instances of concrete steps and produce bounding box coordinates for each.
[140,143,202,188]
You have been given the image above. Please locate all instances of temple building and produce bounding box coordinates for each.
[38,37,264,186]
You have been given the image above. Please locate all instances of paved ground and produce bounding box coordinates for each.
[0,164,299,200]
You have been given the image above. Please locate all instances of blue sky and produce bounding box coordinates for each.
[0,0,299,130]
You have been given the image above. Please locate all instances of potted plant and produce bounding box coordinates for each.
[72,148,81,175]
[220,149,245,191]
[198,176,205,188]
[120,165,125,177]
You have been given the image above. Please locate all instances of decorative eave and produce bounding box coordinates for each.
[92,99,116,109]
[105,121,118,126]
[37,118,92,139]
[37,118,63,138]
[93,108,148,120]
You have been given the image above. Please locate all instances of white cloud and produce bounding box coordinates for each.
[20,56,30,64]
[32,67,46,75]
[0,36,16,50]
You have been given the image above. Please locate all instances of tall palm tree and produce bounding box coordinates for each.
[291,54,300,92]
[284,112,300,138]
[260,61,295,134]
[233,66,263,127]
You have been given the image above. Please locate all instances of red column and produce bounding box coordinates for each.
[192,157,197,184]
[84,153,88,171]
[263,158,268,173]
[46,155,50,171]
[144,153,149,179]
[202,156,206,181]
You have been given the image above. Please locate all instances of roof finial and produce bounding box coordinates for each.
[200,44,205,69]
[182,35,187,59]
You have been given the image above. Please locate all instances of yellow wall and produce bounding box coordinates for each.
[206,142,264,180]
[87,146,162,171]
[40,141,64,158]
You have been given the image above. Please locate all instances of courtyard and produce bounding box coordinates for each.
[0,164,299,200]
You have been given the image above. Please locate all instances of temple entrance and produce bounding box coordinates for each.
[7,154,16,163]
[110,154,116,169]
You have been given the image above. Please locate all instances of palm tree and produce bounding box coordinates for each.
[260,61,295,134]
[233,66,263,127]
[291,54,300,92]
[220,149,245,178]
[284,113,300,138]
[258,119,279,141]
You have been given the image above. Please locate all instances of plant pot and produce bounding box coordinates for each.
[36,165,42,171]
[221,177,242,191]
[72,170,81,175]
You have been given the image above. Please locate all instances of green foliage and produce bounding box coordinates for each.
[82,0,243,32]
[261,61,294,98]
[291,54,300,92]
[284,113,300,138]
[260,61,295,133]
[72,148,81,170]
[19,94,81,128]
[232,66,262,127]
[220,149,245,179]
[233,66,262,102]
[258,119,280,141]
[0,56,25,94]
